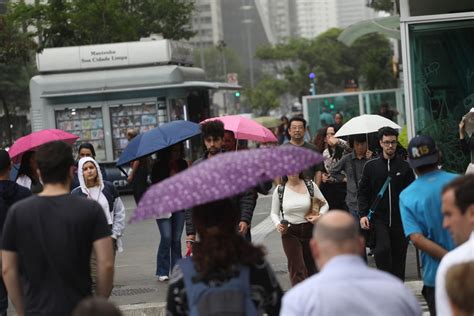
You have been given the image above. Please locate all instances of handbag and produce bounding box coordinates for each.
[303,180,326,218]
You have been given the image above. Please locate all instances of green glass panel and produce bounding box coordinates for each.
[409,19,474,172]
[306,95,360,135]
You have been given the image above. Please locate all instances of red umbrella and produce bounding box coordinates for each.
[8,129,79,163]
[201,115,277,143]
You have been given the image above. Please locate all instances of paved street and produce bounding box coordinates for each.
[112,193,428,314]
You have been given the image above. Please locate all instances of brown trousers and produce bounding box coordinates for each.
[281,222,317,286]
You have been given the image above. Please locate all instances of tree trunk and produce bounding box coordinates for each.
[0,93,13,146]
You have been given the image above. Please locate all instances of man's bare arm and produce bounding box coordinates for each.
[409,233,448,260]
[2,250,24,315]
[93,237,115,298]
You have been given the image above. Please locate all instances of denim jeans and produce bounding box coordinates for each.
[156,211,185,276]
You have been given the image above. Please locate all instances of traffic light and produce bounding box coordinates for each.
[234,91,241,98]
[324,99,335,110]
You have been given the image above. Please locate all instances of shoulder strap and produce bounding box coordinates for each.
[277,184,285,219]
[303,179,314,197]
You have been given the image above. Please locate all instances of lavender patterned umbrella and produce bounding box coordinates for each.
[130,145,323,223]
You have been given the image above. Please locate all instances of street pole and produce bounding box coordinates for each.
[241,1,254,88]
[309,72,316,96]
[246,22,254,88]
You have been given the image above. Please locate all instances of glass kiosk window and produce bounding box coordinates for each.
[110,102,159,160]
[409,19,474,172]
[55,107,106,161]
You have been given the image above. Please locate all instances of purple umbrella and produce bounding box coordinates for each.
[130,145,323,223]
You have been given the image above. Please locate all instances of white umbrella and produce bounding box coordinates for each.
[335,114,401,138]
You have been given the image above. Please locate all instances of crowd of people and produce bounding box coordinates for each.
[0,111,473,316]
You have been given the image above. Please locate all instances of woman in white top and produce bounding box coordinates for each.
[16,151,43,193]
[71,157,126,287]
[271,173,329,286]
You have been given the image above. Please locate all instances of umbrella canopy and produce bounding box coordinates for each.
[130,145,323,222]
[338,15,400,46]
[202,115,277,143]
[8,129,79,164]
[116,120,200,167]
[254,116,282,129]
[334,114,401,138]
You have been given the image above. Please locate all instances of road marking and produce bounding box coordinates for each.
[251,216,275,244]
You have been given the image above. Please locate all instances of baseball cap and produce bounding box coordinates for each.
[407,135,439,169]
[0,149,11,173]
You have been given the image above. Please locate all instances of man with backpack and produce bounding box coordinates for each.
[0,149,31,316]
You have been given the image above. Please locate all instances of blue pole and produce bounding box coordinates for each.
[309,72,316,96]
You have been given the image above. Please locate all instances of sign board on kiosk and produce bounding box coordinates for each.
[36,40,194,73]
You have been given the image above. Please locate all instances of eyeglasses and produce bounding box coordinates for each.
[290,126,304,131]
[381,141,397,146]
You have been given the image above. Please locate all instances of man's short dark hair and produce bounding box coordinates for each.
[0,149,11,174]
[36,141,74,184]
[442,175,474,215]
[378,126,398,140]
[349,134,367,148]
[201,120,224,139]
[289,116,306,128]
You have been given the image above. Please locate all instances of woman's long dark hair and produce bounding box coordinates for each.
[151,144,187,184]
[16,151,38,183]
[313,127,327,153]
[192,198,265,281]
[328,143,345,161]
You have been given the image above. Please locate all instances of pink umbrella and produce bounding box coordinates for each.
[201,115,277,143]
[8,129,79,163]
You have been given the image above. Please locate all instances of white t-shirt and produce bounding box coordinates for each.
[86,186,112,225]
[435,232,474,316]
[271,181,329,226]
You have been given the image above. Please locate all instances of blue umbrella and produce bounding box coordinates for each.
[116,120,201,167]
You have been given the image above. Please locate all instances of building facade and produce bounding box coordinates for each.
[296,0,375,38]
[188,0,224,48]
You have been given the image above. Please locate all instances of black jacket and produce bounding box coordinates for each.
[185,151,256,236]
[357,155,414,225]
[0,180,32,231]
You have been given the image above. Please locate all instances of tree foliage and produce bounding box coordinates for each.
[367,0,394,13]
[245,76,288,116]
[256,28,396,99]
[352,33,396,90]
[0,14,37,145]
[8,0,195,49]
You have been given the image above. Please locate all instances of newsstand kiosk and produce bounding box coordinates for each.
[30,39,238,190]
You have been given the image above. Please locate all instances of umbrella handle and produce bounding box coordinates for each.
[118,166,129,177]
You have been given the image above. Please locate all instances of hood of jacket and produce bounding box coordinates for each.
[77,157,104,194]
